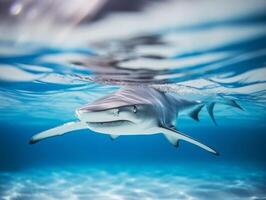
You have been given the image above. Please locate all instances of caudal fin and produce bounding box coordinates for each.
[29,121,87,144]
[223,98,243,110]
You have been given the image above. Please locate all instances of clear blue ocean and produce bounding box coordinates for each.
[0,1,265,199]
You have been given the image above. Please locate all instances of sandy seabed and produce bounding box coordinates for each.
[0,164,265,200]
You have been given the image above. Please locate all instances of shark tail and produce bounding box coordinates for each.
[188,98,243,125]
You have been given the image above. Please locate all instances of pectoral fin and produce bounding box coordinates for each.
[158,126,219,155]
[110,135,120,140]
[29,121,87,144]
[164,134,179,147]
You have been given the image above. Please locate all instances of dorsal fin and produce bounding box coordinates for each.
[207,102,217,125]
[188,105,204,121]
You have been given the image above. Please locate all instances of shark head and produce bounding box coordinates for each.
[76,103,158,134]
[76,104,139,122]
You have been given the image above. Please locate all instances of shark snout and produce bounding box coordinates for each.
[76,108,122,122]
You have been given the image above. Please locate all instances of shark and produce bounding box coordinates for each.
[29,86,242,155]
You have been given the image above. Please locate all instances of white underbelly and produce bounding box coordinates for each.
[86,121,155,135]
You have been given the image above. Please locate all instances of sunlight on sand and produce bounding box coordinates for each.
[0,165,265,200]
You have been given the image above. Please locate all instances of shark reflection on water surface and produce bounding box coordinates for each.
[29,86,242,155]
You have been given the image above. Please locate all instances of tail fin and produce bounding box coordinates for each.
[188,99,243,125]
[159,126,219,155]
[222,98,243,110]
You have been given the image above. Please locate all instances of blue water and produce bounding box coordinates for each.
[1,1,266,199]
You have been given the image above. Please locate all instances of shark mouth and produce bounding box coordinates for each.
[86,120,133,127]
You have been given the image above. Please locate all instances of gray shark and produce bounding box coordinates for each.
[29,86,242,155]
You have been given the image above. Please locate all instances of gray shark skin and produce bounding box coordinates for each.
[29,86,243,155]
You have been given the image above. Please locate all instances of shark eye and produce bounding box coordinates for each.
[133,105,137,113]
